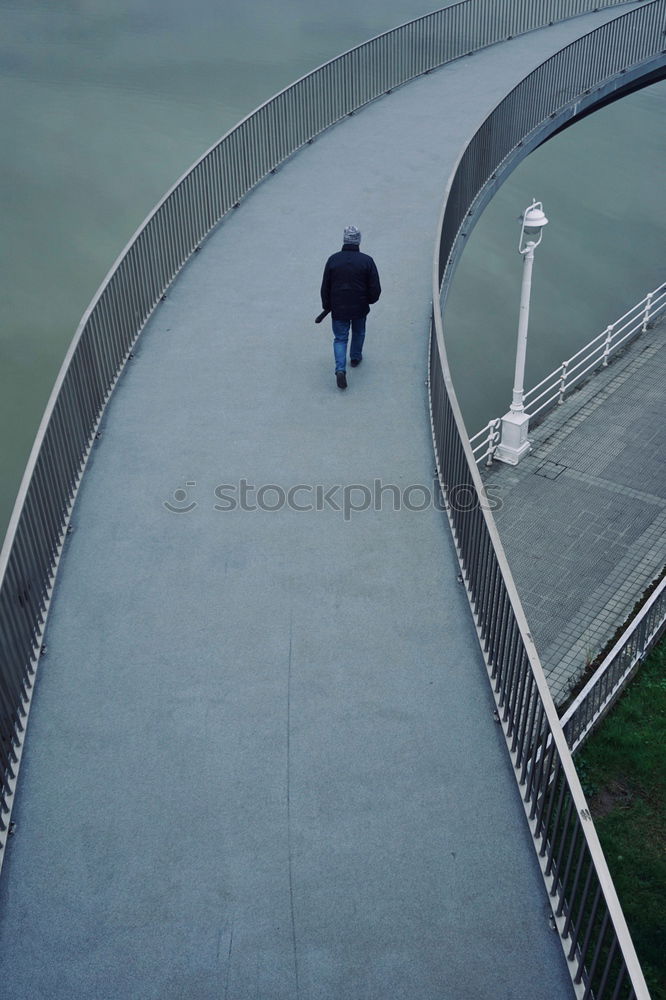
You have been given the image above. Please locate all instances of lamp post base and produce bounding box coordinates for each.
[494,410,531,465]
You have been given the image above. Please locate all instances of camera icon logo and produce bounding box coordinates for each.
[163,481,197,513]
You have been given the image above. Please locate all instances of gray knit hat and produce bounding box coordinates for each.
[343,225,361,245]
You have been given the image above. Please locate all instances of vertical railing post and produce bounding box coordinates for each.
[557,361,568,404]
[602,324,614,366]
[486,418,500,467]
[641,291,653,332]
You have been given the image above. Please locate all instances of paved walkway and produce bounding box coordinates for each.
[484,318,666,705]
[0,9,633,999]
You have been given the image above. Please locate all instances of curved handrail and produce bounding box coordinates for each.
[429,3,664,997]
[0,2,635,814]
[3,0,626,585]
[0,0,652,974]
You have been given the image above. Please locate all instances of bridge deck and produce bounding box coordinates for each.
[0,10,627,999]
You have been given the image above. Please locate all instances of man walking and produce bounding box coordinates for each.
[320,226,381,389]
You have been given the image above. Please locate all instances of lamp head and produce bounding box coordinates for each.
[519,200,548,253]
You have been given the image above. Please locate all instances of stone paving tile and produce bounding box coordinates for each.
[483,321,666,705]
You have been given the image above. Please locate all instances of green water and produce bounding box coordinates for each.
[446,81,666,435]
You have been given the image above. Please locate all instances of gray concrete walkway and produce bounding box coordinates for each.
[0,10,633,999]
[484,318,666,706]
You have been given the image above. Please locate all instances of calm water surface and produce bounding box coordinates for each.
[446,82,666,434]
[1,1,664,541]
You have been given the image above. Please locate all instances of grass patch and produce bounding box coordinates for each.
[576,640,666,999]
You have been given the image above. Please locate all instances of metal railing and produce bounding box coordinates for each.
[429,3,664,998]
[561,576,666,753]
[524,283,666,417]
[0,1,638,861]
[470,417,502,465]
[470,282,666,464]
[0,0,658,993]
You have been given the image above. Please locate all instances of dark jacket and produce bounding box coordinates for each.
[320,244,381,321]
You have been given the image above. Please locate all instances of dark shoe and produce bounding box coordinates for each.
[336,371,347,389]
[350,358,362,368]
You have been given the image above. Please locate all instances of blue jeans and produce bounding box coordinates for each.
[332,316,366,372]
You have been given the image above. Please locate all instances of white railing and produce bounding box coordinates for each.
[469,417,501,465]
[472,281,666,464]
[560,575,666,753]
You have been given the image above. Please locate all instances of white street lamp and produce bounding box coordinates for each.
[495,199,549,465]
